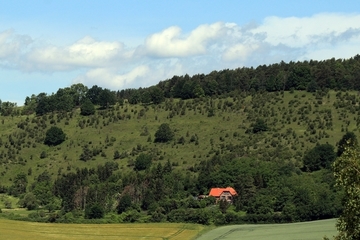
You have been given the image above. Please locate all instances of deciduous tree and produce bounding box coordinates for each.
[154,123,174,143]
[80,98,95,116]
[303,143,336,171]
[337,132,358,157]
[134,153,152,171]
[331,146,360,239]
[44,126,66,146]
[117,194,132,214]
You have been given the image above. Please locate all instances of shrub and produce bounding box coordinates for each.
[44,126,66,146]
[154,123,174,143]
[117,194,132,214]
[113,150,120,160]
[252,119,268,133]
[85,203,104,219]
[80,98,95,116]
[19,192,38,210]
[302,143,336,171]
[134,153,152,171]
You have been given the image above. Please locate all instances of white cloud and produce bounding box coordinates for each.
[0,29,32,64]
[222,43,259,62]
[251,13,360,48]
[300,40,360,61]
[24,36,129,71]
[2,12,360,91]
[73,65,151,89]
[144,22,226,57]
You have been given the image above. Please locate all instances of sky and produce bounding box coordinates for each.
[1,0,360,105]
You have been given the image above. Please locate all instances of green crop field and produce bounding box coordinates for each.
[0,218,208,240]
[196,219,337,240]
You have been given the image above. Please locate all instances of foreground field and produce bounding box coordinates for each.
[196,219,337,240]
[0,218,338,240]
[0,219,207,240]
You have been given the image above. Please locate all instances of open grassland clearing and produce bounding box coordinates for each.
[196,219,337,240]
[0,218,208,240]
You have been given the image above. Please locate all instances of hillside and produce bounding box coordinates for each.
[0,88,357,225]
[0,89,357,185]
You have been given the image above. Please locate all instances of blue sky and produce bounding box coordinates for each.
[1,0,360,105]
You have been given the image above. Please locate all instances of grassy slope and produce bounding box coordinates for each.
[0,90,359,186]
[196,219,337,240]
[0,218,207,240]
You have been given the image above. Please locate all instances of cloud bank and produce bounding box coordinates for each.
[1,13,360,90]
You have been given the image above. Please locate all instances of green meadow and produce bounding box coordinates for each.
[196,219,337,240]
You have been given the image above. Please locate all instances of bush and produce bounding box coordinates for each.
[44,126,66,146]
[154,123,174,143]
[80,98,95,116]
[4,200,12,209]
[252,119,268,133]
[302,143,336,171]
[117,194,132,214]
[19,192,38,210]
[134,153,152,171]
[113,150,120,160]
[40,151,47,159]
[85,203,104,219]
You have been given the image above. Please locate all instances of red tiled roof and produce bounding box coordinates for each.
[209,187,237,197]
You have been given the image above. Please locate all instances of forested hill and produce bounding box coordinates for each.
[1,54,360,116]
[0,55,359,224]
[119,54,360,102]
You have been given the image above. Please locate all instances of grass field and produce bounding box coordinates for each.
[0,218,208,240]
[196,219,337,240]
[0,218,338,240]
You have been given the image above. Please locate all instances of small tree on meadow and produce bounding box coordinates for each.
[114,150,120,160]
[44,126,66,146]
[252,119,268,133]
[80,98,95,116]
[154,123,174,143]
[19,192,38,210]
[134,153,152,171]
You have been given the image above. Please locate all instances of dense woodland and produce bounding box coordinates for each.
[1,55,360,225]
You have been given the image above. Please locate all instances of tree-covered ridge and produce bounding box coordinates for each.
[128,54,360,101]
[1,54,360,117]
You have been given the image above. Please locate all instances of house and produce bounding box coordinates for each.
[208,187,237,203]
